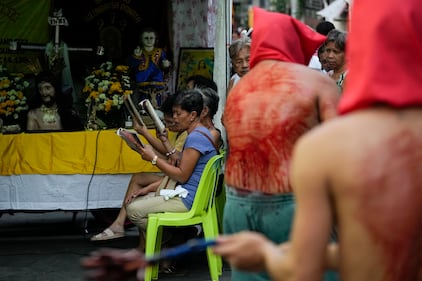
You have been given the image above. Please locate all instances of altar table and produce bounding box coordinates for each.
[0,130,160,211]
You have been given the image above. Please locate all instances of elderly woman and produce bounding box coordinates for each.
[324,29,348,93]
[227,36,251,94]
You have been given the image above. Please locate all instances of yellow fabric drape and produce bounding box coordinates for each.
[0,130,160,175]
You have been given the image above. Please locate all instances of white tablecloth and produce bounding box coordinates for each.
[0,174,131,210]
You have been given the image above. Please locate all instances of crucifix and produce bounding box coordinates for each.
[10,9,96,54]
[9,9,102,101]
[48,9,69,55]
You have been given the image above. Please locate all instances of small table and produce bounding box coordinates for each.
[0,130,160,211]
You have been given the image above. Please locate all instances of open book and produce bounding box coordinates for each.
[116,127,144,152]
[139,99,166,134]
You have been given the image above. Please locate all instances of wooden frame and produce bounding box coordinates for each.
[176,48,214,91]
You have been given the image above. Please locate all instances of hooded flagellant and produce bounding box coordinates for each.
[221,7,339,281]
[338,0,422,113]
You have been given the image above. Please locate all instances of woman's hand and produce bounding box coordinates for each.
[156,128,169,143]
[137,144,156,162]
[125,188,150,204]
[133,119,148,136]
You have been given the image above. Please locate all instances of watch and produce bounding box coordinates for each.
[151,155,158,165]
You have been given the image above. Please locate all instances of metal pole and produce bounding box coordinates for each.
[290,0,299,18]
[213,0,231,144]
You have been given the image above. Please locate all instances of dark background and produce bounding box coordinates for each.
[52,0,172,78]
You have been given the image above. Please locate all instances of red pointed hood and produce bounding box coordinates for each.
[250,7,326,68]
[338,0,422,114]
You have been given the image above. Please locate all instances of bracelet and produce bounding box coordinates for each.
[151,155,158,165]
[165,148,177,157]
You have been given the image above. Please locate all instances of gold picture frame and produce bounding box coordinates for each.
[176,48,214,91]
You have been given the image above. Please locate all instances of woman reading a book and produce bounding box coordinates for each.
[125,89,218,252]
[90,95,186,241]
[91,87,222,242]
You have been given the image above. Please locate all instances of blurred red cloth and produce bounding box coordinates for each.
[250,7,326,68]
[338,0,422,114]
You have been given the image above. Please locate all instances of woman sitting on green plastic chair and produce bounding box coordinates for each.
[125,89,218,252]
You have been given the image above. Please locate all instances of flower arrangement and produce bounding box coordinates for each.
[0,65,29,121]
[82,61,133,113]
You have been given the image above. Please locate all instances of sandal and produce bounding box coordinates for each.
[90,228,125,241]
[160,264,187,276]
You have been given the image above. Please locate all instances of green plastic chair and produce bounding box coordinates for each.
[144,153,224,281]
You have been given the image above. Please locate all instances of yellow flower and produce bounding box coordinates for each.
[104,99,113,112]
[109,81,122,93]
[0,79,10,89]
[115,65,129,72]
[123,89,132,96]
[0,66,29,118]
[16,91,24,100]
[82,85,93,93]
[88,91,99,100]
[82,61,134,113]
[93,69,103,76]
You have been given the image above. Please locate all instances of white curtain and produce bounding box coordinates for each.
[170,0,228,141]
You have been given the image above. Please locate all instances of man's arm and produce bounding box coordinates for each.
[213,231,275,272]
[213,233,338,280]
[265,132,335,281]
[317,78,340,122]
[80,248,147,281]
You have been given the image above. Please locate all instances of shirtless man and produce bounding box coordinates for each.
[220,7,339,281]
[213,1,422,281]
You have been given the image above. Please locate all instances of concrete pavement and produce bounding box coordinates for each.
[0,211,231,281]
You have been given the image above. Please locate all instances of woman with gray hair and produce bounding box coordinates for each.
[227,36,251,94]
[325,29,348,93]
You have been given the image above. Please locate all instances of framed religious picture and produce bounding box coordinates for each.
[176,48,214,91]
